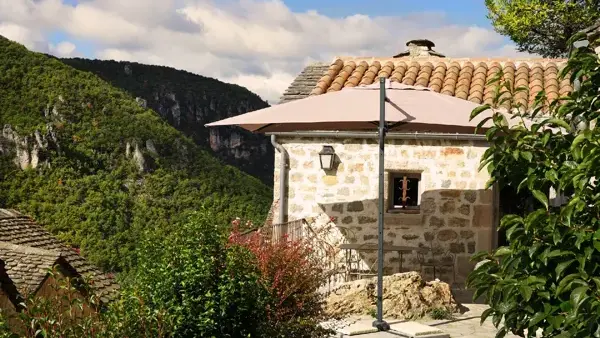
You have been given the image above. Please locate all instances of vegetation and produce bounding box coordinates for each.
[0,267,171,337]
[0,35,272,272]
[0,212,332,337]
[467,33,600,337]
[429,307,454,320]
[485,0,600,57]
[60,58,274,184]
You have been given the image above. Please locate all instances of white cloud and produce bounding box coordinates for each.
[0,0,531,103]
[0,23,43,50]
[50,41,77,57]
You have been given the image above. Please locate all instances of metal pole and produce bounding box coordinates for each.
[373,77,390,331]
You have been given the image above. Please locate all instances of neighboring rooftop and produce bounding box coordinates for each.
[0,209,119,302]
[280,39,572,111]
[0,241,63,295]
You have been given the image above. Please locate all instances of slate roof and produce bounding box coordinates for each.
[279,62,331,104]
[279,41,573,112]
[0,241,61,295]
[0,209,119,302]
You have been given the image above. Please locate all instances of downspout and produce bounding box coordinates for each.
[271,135,287,225]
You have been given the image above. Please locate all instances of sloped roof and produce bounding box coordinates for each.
[0,209,119,302]
[279,62,331,104]
[0,241,62,295]
[280,56,573,112]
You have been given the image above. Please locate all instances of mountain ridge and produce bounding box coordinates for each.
[60,57,274,184]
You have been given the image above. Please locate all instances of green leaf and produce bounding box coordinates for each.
[570,286,589,309]
[470,104,492,120]
[571,133,588,156]
[546,250,573,258]
[556,274,581,295]
[494,247,512,257]
[519,285,533,301]
[555,259,575,279]
[593,240,600,253]
[529,312,546,327]
[521,151,533,162]
[481,308,494,325]
[531,190,549,210]
[547,118,571,131]
[545,170,558,183]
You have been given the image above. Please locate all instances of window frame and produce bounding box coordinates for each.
[387,171,422,214]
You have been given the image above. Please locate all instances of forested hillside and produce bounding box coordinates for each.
[61,58,274,184]
[0,36,272,272]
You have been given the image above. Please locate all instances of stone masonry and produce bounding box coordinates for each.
[272,136,495,285]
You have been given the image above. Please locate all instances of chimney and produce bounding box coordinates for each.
[393,39,445,58]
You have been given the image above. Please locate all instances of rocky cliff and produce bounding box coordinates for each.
[60,58,274,184]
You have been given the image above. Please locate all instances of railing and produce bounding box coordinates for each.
[238,218,347,294]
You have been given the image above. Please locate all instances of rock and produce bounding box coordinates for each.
[325,272,460,319]
[146,139,157,155]
[347,201,364,212]
[135,97,147,108]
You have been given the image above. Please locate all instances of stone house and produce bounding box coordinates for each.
[270,39,573,285]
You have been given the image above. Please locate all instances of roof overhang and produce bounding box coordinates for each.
[267,130,487,142]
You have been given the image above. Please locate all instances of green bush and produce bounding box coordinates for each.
[467,33,600,337]
[124,210,270,337]
[0,267,169,338]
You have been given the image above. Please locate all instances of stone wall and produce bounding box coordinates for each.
[272,136,496,285]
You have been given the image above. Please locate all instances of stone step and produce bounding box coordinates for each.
[389,322,449,338]
[337,321,379,336]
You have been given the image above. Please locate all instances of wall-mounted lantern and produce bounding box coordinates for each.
[318,145,336,170]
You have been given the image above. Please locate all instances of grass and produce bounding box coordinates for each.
[429,307,454,320]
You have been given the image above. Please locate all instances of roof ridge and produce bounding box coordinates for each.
[0,209,24,219]
[332,56,568,63]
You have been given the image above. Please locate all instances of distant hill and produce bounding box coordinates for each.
[0,35,272,272]
[60,58,274,184]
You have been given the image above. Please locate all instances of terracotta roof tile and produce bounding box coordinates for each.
[0,209,119,303]
[281,56,573,111]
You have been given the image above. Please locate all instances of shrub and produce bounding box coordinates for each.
[228,220,332,337]
[0,267,168,337]
[467,33,600,337]
[124,210,270,337]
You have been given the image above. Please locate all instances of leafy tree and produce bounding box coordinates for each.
[467,33,600,337]
[485,0,600,57]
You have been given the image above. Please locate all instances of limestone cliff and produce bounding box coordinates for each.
[60,58,273,184]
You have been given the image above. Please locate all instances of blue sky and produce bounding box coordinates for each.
[284,0,492,27]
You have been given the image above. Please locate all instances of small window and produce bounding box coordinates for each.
[389,172,421,212]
